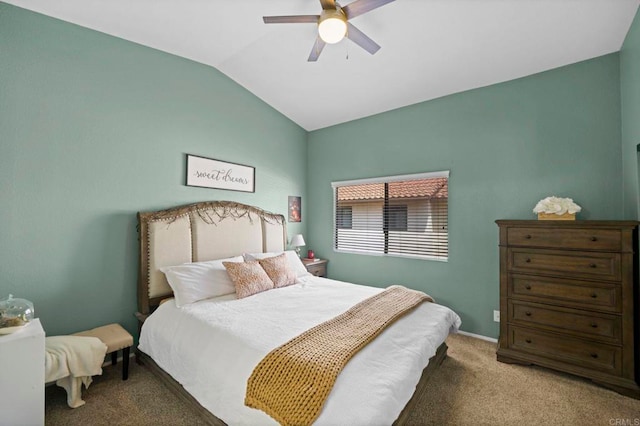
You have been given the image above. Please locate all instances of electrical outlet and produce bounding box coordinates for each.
[493,310,500,322]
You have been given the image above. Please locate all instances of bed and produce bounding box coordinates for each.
[135,201,461,425]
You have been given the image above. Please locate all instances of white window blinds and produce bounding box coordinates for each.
[332,171,449,261]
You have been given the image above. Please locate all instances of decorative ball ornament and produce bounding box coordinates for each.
[0,294,35,334]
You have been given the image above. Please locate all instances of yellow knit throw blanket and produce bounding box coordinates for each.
[245,285,433,426]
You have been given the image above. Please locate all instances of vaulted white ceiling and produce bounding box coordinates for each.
[5,0,640,130]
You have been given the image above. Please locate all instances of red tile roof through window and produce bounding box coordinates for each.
[337,178,448,201]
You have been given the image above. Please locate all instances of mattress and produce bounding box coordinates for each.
[138,277,461,425]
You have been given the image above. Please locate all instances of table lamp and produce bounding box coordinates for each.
[290,234,306,258]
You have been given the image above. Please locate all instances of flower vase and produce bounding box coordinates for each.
[537,212,576,220]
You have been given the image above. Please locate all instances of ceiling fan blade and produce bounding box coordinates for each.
[263,15,319,24]
[319,0,337,10]
[308,36,327,62]
[346,23,381,55]
[342,0,395,20]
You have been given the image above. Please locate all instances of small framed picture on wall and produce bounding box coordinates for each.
[288,196,301,222]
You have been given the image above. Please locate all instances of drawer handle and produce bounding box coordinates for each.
[525,311,532,317]
[590,236,598,242]
[524,284,532,290]
[590,353,599,359]
[525,258,531,263]
[590,293,598,298]
[525,234,532,239]
[589,263,597,268]
[590,323,598,328]
[525,339,532,344]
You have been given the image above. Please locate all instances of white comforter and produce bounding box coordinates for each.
[138,277,461,425]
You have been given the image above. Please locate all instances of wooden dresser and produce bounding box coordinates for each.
[496,220,639,398]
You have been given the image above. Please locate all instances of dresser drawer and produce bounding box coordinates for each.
[507,227,621,251]
[509,326,622,375]
[304,262,327,277]
[510,249,620,281]
[509,302,621,343]
[509,275,621,312]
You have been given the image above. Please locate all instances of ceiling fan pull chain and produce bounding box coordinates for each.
[346,27,350,60]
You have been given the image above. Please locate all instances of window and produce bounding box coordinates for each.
[336,206,353,229]
[386,204,408,231]
[332,171,449,261]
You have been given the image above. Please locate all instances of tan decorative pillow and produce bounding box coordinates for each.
[258,253,297,288]
[223,261,274,299]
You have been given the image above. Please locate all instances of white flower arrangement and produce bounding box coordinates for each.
[533,196,582,215]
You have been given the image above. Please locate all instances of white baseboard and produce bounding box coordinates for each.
[456,330,498,343]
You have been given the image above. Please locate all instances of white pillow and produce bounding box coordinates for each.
[160,255,244,307]
[243,250,311,278]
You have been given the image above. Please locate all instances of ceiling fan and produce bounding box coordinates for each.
[263,0,395,61]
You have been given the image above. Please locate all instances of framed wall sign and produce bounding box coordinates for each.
[186,154,255,193]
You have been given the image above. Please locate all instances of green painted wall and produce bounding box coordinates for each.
[1,2,630,341]
[0,4,307,337]
[307,54,623,338]
[621,8,640,220]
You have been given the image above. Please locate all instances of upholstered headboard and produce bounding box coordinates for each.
[137,201,286,315]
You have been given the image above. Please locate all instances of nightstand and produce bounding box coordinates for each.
[302,259,328,277]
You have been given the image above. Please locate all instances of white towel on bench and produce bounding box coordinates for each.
[45,335,107,408]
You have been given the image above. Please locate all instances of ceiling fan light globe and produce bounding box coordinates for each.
[318,10,347,44]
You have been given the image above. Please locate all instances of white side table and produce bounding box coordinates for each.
[0,318,45,426]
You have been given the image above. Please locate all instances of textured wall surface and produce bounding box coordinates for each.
[308,54,623,338]
[0,3,307,337]
[0,2,631,341]
[621,7,640,220]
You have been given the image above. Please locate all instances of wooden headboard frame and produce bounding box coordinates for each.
[137,201,287,316]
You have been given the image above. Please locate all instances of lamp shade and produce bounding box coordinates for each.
[318,9,347,44]
[290,234,306,248]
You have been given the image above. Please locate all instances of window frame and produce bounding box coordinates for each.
[331,170,449,262]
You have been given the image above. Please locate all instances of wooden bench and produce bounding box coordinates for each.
[74,324,133,380]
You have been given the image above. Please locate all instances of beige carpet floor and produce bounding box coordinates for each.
[45,333,640,425]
